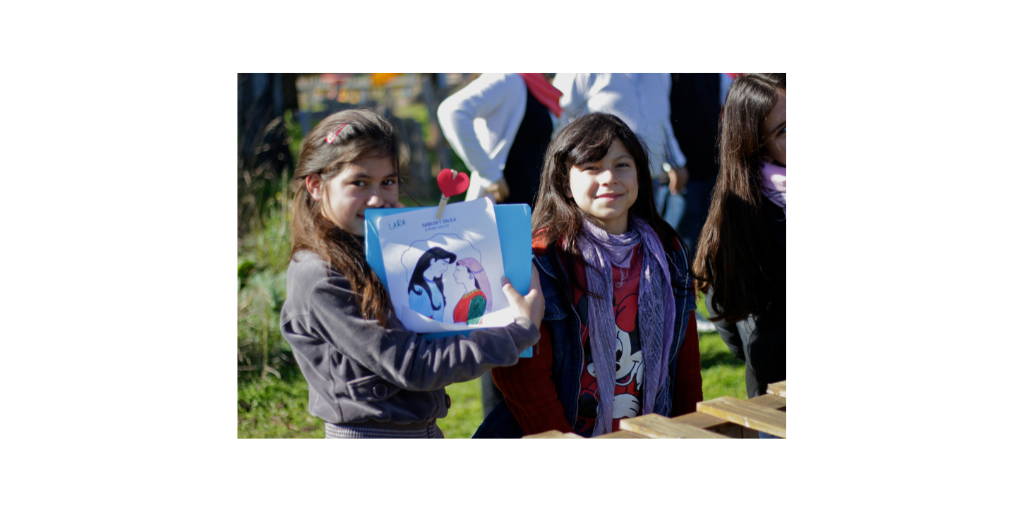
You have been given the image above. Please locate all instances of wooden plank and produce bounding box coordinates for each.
[673,397,784,438]
[672,411,730,430]
[620,414,730,439]
[593,430,648,439]
[749,393,787,413]
[712,423,750,438]
[523,430,584,439]
[767,381,786,397]
[671,412,746,438]
[696,396,787,438]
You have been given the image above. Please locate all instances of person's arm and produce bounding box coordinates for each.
[437,73,515,185]
[664,166,689,195]
[662,118,689,194]
[491,321,575,434]
[671,310,703,415]
[306,270,543,392]
[658,74,688,194]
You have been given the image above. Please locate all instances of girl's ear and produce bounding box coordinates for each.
[305,175,323,200]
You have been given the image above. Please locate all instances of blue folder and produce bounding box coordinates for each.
[364,203,534,357]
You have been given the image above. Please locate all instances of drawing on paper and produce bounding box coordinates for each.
[406,247,457,322]
[451,257,491,325]
[398,234,502,328]
[377,197,511,333]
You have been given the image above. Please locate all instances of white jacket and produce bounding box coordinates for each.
[437,73,556,200]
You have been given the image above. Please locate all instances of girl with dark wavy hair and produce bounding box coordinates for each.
[476,112,703,438]
[693,73,786,399]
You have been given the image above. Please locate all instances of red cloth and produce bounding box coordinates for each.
[493,316,576,434]
[518,73,563,117]
[491,236,703,436]
[673,309,704,415]
[453,289,486,324]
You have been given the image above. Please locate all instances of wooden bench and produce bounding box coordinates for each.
[523,380,786,439]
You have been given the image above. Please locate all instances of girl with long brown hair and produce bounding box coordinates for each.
[475,112,703,438]
[279,109,544,438]
[693,73,786,399]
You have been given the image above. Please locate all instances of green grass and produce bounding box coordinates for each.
[238,365,324,438]
[238,332,744,438]
[695,291,747,401]
[699,333,746,400]
[436,378,484,438]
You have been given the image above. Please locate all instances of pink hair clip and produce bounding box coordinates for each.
[325,123,349,144]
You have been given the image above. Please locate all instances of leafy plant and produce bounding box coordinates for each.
[238,365,323,438]
[238,170,293,381]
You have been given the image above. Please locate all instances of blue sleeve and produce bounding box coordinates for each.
[408,285,431,319]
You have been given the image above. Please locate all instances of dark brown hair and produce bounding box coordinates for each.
[532,112,678,297]
[290,109,407,326]
[692,73,785,322]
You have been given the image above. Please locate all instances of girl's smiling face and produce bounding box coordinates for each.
[311,155,399,235]
[763,90,786,166]
[567,139,638,235]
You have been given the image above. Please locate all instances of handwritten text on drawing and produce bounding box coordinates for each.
[422,217,456,233]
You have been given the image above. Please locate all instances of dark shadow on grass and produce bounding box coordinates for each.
[700,351,744,371]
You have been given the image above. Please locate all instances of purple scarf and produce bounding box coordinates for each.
[760,161,786,218]
[577,217,675,436]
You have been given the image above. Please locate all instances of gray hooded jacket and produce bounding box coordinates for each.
[280,251,539,425]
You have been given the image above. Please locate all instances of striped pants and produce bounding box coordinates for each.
[325,419,444,439]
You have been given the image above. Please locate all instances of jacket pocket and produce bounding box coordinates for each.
[346,374,400,402]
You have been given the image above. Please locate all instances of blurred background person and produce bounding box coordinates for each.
[438,73,561,208]
[437,73,562,416]
[668,73,734,256]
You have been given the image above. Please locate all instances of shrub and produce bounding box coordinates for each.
[238,180,293,381]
